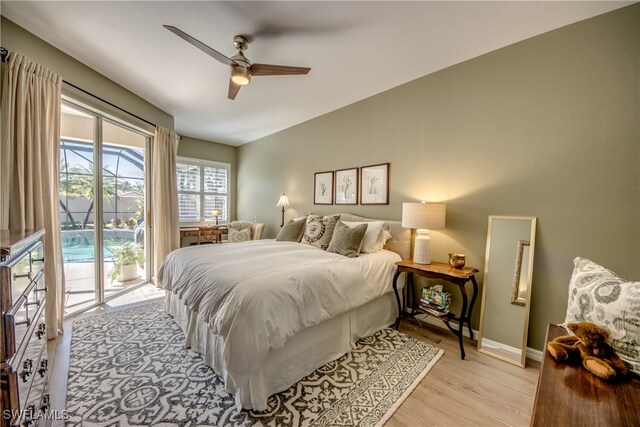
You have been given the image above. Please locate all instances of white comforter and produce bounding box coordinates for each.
[157,240,400,384]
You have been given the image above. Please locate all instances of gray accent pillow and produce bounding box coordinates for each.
[327,221,368,258]
[563,257,640,373]
[228,227,252,242]
[275,218,307,242]
[301,214,341,250]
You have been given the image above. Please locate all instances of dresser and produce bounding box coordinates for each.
[530,324,640,426]
[0,230,50,426]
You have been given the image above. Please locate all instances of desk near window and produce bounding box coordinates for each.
[180,225,228,247]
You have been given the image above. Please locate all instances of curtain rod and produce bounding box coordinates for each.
[0,46,157,129]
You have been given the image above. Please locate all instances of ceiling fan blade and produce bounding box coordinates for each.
[251,63,311,76]
[164,25,235,66]
[228,79,241,100]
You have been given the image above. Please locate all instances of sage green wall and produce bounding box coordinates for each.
[238,5,640,350]
[1,17,173,129]
[178,136,238,221]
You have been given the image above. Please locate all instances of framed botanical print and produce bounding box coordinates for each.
[334,167,358,205]
[360,163,389,205]
[314,171,334,205]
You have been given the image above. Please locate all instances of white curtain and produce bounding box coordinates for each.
[152,126,180,281]
[0,52,65,339]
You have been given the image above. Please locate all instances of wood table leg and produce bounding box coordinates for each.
[467,276,479,340]
[392,270,402,329]
[457,281,469,360]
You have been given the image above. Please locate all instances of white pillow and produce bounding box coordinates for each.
[382,230,392,246]
[342,221,385,253]
[371,230,393,252]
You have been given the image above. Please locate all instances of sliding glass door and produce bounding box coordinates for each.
[60,102,152,315]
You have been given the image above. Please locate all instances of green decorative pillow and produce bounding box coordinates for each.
[301,214,341,250]
[563,257,640,373]
[275,218,306,242]
[327,221,368,258]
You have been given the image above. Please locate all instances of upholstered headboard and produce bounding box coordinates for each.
[336,213,410,260]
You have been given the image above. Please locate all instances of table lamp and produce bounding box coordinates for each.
[401,202,446,264]
[211,209,222,225]
[276,193,290,227]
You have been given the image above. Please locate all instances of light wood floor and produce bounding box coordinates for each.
[47,295,539,426]
[391,320,539,426]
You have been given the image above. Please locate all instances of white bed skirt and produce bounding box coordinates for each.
[165,291,398,411]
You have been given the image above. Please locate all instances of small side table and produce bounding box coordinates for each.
[392,260,479,359]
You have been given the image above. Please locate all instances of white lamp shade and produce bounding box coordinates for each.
[276,194,290,207]
[402,202,446,230]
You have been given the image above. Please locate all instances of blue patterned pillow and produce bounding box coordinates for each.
[564,257,640,373]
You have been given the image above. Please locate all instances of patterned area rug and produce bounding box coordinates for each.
[67,302,442,426]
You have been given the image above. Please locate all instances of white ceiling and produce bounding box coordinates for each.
[2,1,631,146]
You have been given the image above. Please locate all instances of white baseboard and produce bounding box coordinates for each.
[526,347,543,362]
[406,311,543,362]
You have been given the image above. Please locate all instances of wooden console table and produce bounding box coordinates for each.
[179,225,228,247]
[392,260,479,359]
[530,324,640,426]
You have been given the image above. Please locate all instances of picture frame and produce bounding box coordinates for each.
[334,167,358,205]
[314,171,334,205]
[360,163,389,205]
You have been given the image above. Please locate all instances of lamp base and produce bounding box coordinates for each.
[413,229,432,264]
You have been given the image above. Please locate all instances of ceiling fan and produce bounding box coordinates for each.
[164,25,311,100]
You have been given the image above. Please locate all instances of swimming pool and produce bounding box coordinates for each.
[61,229,139,263]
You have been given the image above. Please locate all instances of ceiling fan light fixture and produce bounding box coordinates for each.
[231,66,251,85]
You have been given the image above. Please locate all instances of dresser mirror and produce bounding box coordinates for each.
[477,216,537,367]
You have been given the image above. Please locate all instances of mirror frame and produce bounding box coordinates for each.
[511,240,530,306]
[477,215,537,368]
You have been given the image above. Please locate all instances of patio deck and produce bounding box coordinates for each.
[64,261,164,314]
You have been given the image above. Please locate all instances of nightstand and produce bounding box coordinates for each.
[392,260,479,359]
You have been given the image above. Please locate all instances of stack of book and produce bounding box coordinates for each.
[419,299,450,317]
[420,286,451,317]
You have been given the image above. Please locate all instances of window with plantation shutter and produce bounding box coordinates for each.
[176,157,230,223]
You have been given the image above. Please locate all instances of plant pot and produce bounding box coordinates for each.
[119,264,139,282]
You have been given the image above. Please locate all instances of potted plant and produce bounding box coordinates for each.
[107,241,144,283]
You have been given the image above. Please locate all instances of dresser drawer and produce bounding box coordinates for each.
[16,328,46,413]
[8,254,31,308]
[4,273,44,361]
[24,348,49,426]
[1,239,42,310]
[2,300,46,426]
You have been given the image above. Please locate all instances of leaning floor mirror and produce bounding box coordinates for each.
[477,215,537,367]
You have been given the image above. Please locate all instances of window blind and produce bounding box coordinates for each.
[176,159,230,223]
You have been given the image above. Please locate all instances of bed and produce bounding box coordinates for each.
[157,214,410,411]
